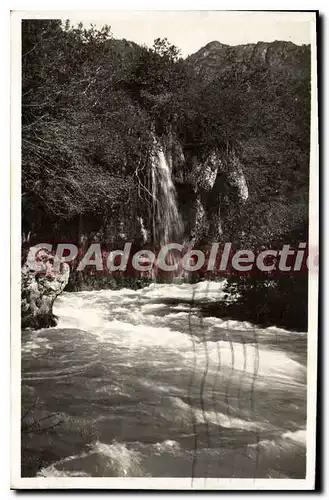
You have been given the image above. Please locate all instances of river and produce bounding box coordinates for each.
[21,281,307,479]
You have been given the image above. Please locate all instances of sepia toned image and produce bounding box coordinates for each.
[11,10,318,489]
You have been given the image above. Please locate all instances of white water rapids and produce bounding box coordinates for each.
[21,280,307,479]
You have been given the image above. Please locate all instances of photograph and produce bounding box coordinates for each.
[11,9,318,489]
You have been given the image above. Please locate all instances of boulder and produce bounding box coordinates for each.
[21,250,69,330]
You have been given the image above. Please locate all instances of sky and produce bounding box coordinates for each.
[63,11,313,57]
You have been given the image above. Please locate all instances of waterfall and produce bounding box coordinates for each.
[151,140,184,278]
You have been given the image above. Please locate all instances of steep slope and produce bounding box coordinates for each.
[187,40,310,80]
[184,40,311,246]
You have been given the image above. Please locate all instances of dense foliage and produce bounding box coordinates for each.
[22,20,311,329]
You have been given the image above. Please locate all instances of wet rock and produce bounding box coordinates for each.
[21,250,69,330]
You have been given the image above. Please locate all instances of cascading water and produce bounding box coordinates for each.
[151,140,184,278]
[22,283,307,478]
[20,137,307,480]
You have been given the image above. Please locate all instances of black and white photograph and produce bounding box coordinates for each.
[11,9,319,489]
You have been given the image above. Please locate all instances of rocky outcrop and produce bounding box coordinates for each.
[21,250,69,330]
[183,148,248,246]
[159,130,249,247]
[187,40,310,80]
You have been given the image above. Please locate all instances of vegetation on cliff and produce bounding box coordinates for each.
[22,20,311,330]
[22,20,310,243]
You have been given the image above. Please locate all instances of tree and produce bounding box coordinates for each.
[22,20,146,241]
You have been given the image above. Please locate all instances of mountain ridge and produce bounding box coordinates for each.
[186,39,310,79]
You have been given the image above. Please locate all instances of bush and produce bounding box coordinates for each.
[223,274,308,331]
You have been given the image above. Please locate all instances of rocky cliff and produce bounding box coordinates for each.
[187,40,310,80]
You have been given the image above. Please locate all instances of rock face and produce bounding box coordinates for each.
[171,144,248,246]
[186,40,310,80]
[188,149,248,246]
[161,130,249,247]
[21,250,70,330]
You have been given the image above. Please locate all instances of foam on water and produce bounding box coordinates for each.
[37,465,89,477]
[37,440,143,478]
[21,335,54,354]
[169,396,273,431]
[88,441,143,476]
[24,281,307,479]
[53,283,306,385]
[282,429,306,444]
[152,440,181,455]
[247,428,306,460]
